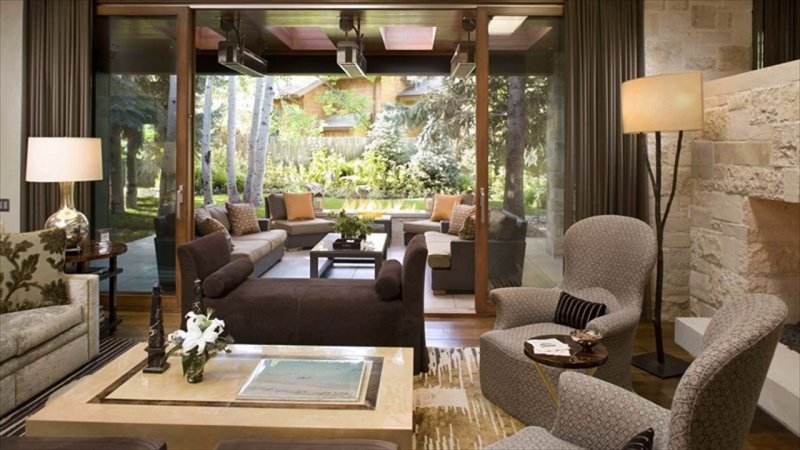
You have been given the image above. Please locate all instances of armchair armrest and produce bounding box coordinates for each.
[552,372,670,450]
[258,218,271,232]
[440,221,450,234]
[65,274,100,358]
[586,306,641,338]
[492,287,560,330]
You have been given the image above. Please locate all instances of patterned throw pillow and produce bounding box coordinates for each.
[198,218,234,250]
[621,428,654,450]
[226,203,260,236]
[449,204,476,236]
[0,228,70,313]
[553,291,607,329]
[459,214,476,240]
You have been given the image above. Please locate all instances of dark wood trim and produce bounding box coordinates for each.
[96,0,563,6]
[95,5,184,15]
[474,7,491,315]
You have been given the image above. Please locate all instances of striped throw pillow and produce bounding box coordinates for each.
[553,291,607,329]
[622,428,654,450]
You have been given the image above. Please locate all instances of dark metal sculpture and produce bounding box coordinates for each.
[143,283,170,374]
[192,278,205,315]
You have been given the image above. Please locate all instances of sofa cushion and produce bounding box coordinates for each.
[232,229,288,248]
[0,304,83,362]
[267,194,288,220]
[403,219,442,234]
[430,194,462,221]
[272,219,333,235]
[375,260,402,301]
[196,204,231,231]
[424,232,460,269]
[0,228,69,314]
[203,258,254,298]
[227,203,261,236]
[448,204,476,236]
[231,240,273,263]
[284,192,316,221]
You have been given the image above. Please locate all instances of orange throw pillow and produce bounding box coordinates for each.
[284,192,316,221]
[430,194,463,222]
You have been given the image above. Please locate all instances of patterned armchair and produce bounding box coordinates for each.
[485,294,788,450]
[480,215,657,427]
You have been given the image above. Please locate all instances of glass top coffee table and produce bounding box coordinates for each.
[309,233,389,278]
[26,343,413,450]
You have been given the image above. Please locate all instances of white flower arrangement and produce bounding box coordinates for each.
[166,309,232,382]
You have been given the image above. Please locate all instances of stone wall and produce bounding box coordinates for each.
[644,0,753,318]
[690,60,800,322]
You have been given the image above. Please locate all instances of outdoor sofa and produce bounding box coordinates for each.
[402,193,474,245]
[266,194,334,249]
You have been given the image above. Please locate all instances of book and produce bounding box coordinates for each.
[237,358,368,403]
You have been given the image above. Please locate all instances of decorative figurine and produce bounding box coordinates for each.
[143,283,170,374]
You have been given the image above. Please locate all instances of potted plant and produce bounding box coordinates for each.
[330,209,373,249]
[166,309,232,383]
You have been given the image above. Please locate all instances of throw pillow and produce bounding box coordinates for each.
[206,204,232,231]
[621,428,654,450]
[375,260,402,301]
[284,192,316,221]
[553,291,607,330]
[198,219,234,250]
[459,214,476,240]
[267,194,288,220]
[0,228,69,313]
[430,194,463,222]
[226,203,260,236]
[449,204,476,235]
[202,257,254,298]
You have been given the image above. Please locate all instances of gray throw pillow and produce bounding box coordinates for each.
[267,194,288,220]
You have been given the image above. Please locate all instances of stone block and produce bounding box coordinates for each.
[719,236,743,270]
[716,11,732,29]
[646,38,684,66]
[665,247,691,270]
[663,295,691,320]
[692,141,714,178]
[701,30,732,44]
[714,142,772,166]
[664,231,691,248]
[691,206,711,228]
[770,122,799,168]
[687,56,716,70]
[645,0,665,11]
[690,270,709,301]
[710,192,745,223]
[717,45,751,72]
[783,169,800,204]
[662,10,691,30]
[665,215,691,232]
[645,11,660,35]
[690,297,718,318]
[703,108,728,141]
[718,221,748,240]
[666,0,688,10]
[691,4,718,29]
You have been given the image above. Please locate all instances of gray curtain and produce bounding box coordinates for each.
[24,0,93,231]
[753,0,800,69]
[563,0,646,227]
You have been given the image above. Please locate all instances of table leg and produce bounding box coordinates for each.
[310,254,319,278]
[533,361,561,406]
[374,256,383,278]
[108,256,119,335]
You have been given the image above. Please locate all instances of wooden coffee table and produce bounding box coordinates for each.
[524,334,608,405]
[27,344,413,449]
[309,233,388,278]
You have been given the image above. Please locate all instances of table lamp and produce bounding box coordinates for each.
[26,137,103,251]
[621,72,703,378]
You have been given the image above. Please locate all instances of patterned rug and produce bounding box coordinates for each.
[1,344,522,448]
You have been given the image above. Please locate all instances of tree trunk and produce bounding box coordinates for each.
[249,77,275,207]
[226,76,240,203]
[243,78,265,203]
[200,76,214,205]
[504,76,526,218]
[158,75,178,216]
[124,127,141,209]
[110,126,125,214]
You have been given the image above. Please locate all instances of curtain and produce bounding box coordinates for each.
[563,0,646,227]
[753,0,800,69]
[24,0,93,231]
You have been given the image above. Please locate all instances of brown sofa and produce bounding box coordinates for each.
[177,232,430,374]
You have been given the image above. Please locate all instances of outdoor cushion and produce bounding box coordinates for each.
[0,304,83,362]
[284,192,316,221]
[488,210,517,241]
[267,194,288,220]
[448,204,476,235]
[375,260,402,301]
[459,214,476,240]
[230,240,273,263]
[403,219,442,234]
[430,194,463,221]
[271,219,333,235]
[203,258,254,298]
[226,203,260,236]
[231,230,287,249]
[424,231,460,269]
[195,204,232,231]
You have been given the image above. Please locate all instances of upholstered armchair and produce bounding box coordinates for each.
[480,215,657,427]
[486,294,788,450]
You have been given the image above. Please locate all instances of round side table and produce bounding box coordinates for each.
[524,334,609,405]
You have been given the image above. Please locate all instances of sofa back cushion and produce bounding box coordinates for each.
[267,194,288,220]
[284,193,316,221]
[430,194,463,221]
[459,215,476,240]
[226,203,261,236]
[375,260,402,301]
[0,228,69,314]
[202,258,253,298]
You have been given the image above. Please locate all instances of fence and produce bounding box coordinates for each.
[268,136,416,163]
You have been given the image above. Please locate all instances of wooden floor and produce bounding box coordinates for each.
[116,312,799,449]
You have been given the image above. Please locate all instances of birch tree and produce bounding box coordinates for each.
[226,76,240,202]
[243,78,265,203]
[200,76,214,205]
[249,76,275,207]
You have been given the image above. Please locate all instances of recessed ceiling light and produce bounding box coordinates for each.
[380,26,437,51]
[488,16,527,36]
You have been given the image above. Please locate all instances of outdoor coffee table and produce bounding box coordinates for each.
[524,334,608,405]
[309,233,388,278]
[26,343,413,450]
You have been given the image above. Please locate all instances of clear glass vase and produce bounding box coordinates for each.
[183,352,207,384]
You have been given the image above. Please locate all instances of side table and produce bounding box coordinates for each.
[524,334,608,405]
[65,241,128,338]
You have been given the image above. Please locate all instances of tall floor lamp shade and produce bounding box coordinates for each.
[26,137,103,250]
[622,72,703,378]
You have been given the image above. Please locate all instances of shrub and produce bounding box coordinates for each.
[409,147,460,194]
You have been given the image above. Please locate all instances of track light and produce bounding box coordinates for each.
[451,17,476,78]
[337,15,367,78]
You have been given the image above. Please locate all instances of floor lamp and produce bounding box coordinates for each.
[621,72,704,378]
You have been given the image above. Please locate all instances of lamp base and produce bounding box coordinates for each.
[632,352,690,378]
[45,206,89,249]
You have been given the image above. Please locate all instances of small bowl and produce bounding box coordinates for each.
[570,330,602,351]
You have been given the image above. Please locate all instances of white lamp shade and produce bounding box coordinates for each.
[26,137,103,182]
[621,72,704,134]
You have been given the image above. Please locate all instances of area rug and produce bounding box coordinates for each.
[1,344,522,448]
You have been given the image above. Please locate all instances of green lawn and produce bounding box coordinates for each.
[195,195,426,216]
[109,196,160,243]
